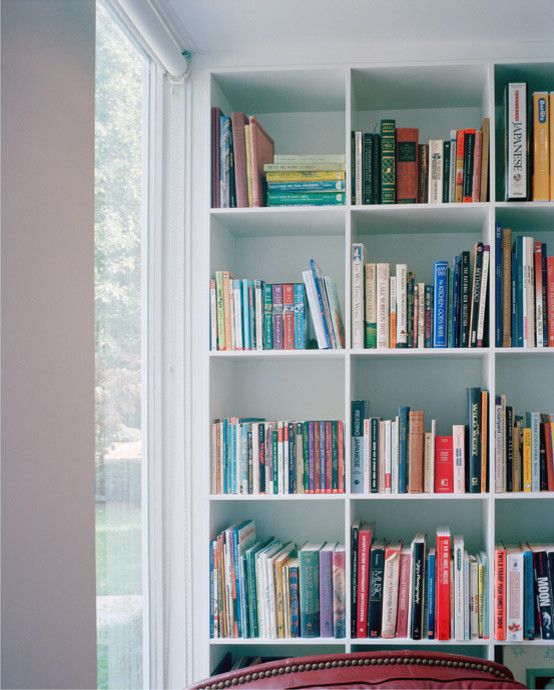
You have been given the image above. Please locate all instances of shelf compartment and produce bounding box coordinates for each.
[495,497,554,545]
[210,206,346,238]
[495,352,554,415]
[210,356,345,422]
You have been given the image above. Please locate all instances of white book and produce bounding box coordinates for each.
[376,263,390,348]
[464,551,470,640]
[365,263,377,348]
[495,398,506,492]
[536,246,545,348]
[229,278,236,350]
[384,419,392,493]
[355,131,363,205]
[390,276,397,347]
[381,543,402,638]
[210,281,217,351]
[363,418,370,494]
[453,424,466,494]
[391,417,399,494]
[506,548,524,641]
[255,281,263,350]
[302,270,328,349]
[454,535,465,640]
[351,243,365,349]
[233,282,243,350]
[252,422,260,494]
[396,264,408,346]
[428,139,444,203]
[417,282,425,348]
[506,83,528,200]
[277,421,284,495]
[449,129,457,202]
[524,236,535,347]
[469,555,479,639]
[476,246,490,346]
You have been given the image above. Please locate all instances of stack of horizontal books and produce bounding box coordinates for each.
[265,154,346,206]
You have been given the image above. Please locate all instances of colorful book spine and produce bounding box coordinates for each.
[267,191,346,206]
[293,283,306,349]
[532,92,550,200]
[368,542,385,637]
[433,261,449,347]
[319,544,334,637]
[427,548,436,639]
[396,128,418,203]
[299,545,320,637]
[283,283,294,350]
[436,528,451,640]
[333,545,346,638]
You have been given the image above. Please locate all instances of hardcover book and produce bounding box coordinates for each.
[396,128,419,203]
[505,83,529,200]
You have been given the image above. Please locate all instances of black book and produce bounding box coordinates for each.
[362,133,374,205]
[506,406,514,492]
[370,417,379,493]
[372,134,381,204]
[469,243,484,347]
[351,522,360,637]
[410,534,426,639]
[540,417,549,491]
[418,144,428,203]
[534,549,554,639]
[442,140,451,203]
[288,422,295,494]
[462,130,476,201]
[259,423,266,493]
[368,542,385,637]
[459,251,471,347]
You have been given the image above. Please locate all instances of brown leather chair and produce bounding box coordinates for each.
[192,649,526,689]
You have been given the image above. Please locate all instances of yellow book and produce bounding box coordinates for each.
[244,124,253,207]
[532,92,550,200]
[523,427,532,492]
[266,171,345,182]
[550,93,554,200]
[477,559,484,638]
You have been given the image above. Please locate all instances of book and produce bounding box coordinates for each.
[354,131,363,205]
[436,527,451,640]
[351,400,367,493]
[506,548,524,641]
[410,533,426,639]
[505,83,529,200]
[418,143,429,203]
[356,522,374,637]
[248,116,274,208]
[381,542,402,638]
[455,129,465,203]
[480,118,490,202]
[467,387,482,493]
[231,112,249,207]
[376,263,390,347]
[433,261,448,347]
[495,546,507,640]
[396,128,418,203]
[368,541,385,637]
[380,119,396,203]
[211,107,222,208]
[428,139,443,203]
[319,543,335,637]
[435,435,453,493]
[365,263,377,348]
[453,535,465,640]
[299,544,321,637]
[362,133,374,204]
[472,130,483,202]
[427,548,436,639]
[532,92,550,201]
[408,410,425,492]
[396,547,411,638]
[462,129,476,203]
[332,544,346,638]
[266,171,345,182]
[267,192,346,206]
[443,140,451,203]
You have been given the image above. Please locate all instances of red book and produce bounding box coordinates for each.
[283,283,295,350]
[535,242,544,346]
[314,422,320,493]
[356,523,374,638]
[544,420,554,491]
[395,547,411,638]
[230,112,248,208]
[547,256,554,346]
[434,435,453,493]
[337,420,345,493]
[396,128,419,203]
[325,421,332,493]
[494,546,506,640]
[248,116,274,207]
[436,527,451,640]
[455,129,465,203]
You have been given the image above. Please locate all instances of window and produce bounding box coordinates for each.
[95,3,149,688]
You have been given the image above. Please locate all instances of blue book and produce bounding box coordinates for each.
[293,283,307,349]
[516,236,524,347]
[242,279,250,350]
[319,421,326,491]
[433,261,449,347]
[351,401,368,492]
[526,411,541,491]
[248,280,256,348]
[309,259,332,348]
[523,548,535,639]
[495,223,503,346]
[451,255,461,348]
[222,418,229,493]
[289,561,300,637]
[511,244,518,346]
[427,549,436,639]
[447,258,455,348]
[219,114,231,208]
[398,406,410,493]
[267,180,346,192]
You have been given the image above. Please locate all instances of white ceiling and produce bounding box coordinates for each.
[159,0,554,63]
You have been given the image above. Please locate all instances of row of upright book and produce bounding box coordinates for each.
[351,120,490,205]
[211,418,345,495]
[495,543,554,640]
[351,388,488,495]
[351,242,490,350]
[210,260,344,351]
[351,524,488,640]
[210,521,346,639]
[495,226,554,348]
[494,396,554,493]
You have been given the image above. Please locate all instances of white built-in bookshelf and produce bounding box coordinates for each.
[194,60,554,679]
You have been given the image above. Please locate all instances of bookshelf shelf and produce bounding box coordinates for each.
[196,59,554,679]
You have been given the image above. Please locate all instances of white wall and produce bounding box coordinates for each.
[1,1,97,688]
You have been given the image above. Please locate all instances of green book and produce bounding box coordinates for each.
[331,421,339,491]
[299,543,321,637]
[380,119,396,203]
[267,191,345,206]
[262,282,273,349]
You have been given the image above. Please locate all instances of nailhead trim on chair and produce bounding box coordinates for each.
[196,654,511,689]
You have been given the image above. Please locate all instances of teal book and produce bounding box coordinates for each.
[262,282,273,350]
[267,191,345,206]
[267,180,345,192]
[380,119,396,203]
[299,543,321,637]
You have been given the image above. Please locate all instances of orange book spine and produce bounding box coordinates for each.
[455,130,465,203]
[532,92,550,201]
[494,547,506,640]
[480,390,488,493]
[408,410,425,492]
